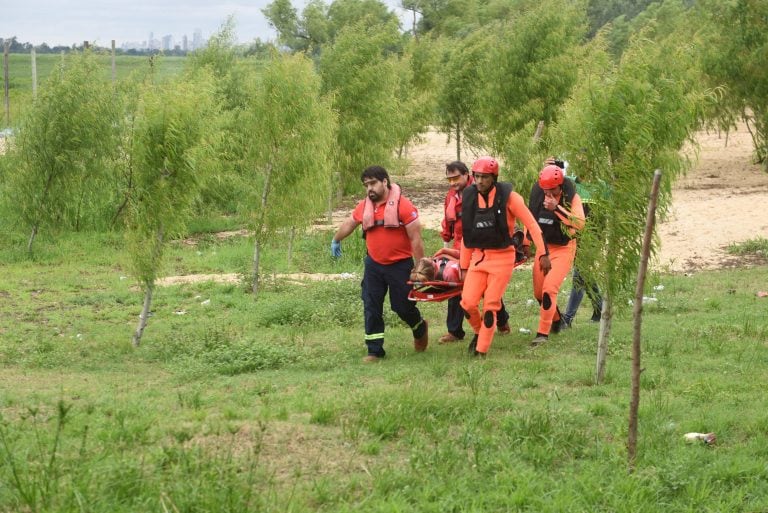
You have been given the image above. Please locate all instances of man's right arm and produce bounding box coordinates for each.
[333,215,359,243]
[331,215,360,257]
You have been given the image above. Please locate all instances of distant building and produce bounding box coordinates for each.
[161,35,173,51]
[192,29,203,50]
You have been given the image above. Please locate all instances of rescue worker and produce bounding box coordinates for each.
[331,165,429,362]
[439,161,511,344]
[528,164,586,346]
[561,170,603,326]
[460,156,549,357]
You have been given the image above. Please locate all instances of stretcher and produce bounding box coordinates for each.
[408,278,465,302]
[408,247,528,302]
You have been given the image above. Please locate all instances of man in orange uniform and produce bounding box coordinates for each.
[460,156,549,357]
[528,164,585,347]
[331,165,429,362]
[439,161,511,344]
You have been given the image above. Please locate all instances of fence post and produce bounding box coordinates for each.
[31,48,38,98]
[111,40,116,83]
[3,41,10,126]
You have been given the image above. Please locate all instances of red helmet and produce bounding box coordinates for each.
[471,156,499,176]
[539,164,564,189]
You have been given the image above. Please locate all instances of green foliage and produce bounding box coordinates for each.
[726,237,768,258]
[547,27,706,305]
[698,0,768,168]
[184,21,268,216]
[392,38,441,157]
[3,51,120,251]
[586,0,660,38]
[263,0,400,54]
[247,53,337,237]
[320,20,403,193]
[434,32,489,159]
[124,72,217,286]
[482,0,588,157]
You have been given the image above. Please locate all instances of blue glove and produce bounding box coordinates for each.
[331,239,342,258]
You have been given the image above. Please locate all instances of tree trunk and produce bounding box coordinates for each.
[132,226,164,347]
[132,283,154,347]
[252,163,273,297]
[27,225,39,254]
[595,295,612,384]
[628,169,662,473]
[287,226,296,265]
[455,118,461,161]
[252,238,262,298]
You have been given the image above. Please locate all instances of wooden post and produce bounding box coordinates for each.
[3,42,9,126]
[31,48,38,98]
[627,169,662,473]
[111,40,116,83]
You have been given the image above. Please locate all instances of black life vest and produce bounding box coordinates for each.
[462,182,514,249]
[528,177,576,246]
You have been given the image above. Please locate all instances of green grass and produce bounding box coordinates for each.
[727,237,768,257]
[3,53,187,125]
[1,226,768,511]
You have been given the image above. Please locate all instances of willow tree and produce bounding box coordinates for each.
[480,0,587,167]
[246,54,336,298]
[698,0,768,168]
[319,19,402,193]
[126,73,216,347]
[435,32,491,160]
[6,51,119,253]
[547,27,708,383]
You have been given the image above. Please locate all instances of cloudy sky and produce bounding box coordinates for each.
[2,0,409,48]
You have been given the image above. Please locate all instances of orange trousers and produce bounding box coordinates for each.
[460,247,516,353]
[532,242,576,335]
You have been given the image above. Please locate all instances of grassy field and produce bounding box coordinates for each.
[2,53,187,124]
[1,222,767,511]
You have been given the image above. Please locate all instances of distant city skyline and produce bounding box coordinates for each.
[2,0,410,49]
[3,1,278,49]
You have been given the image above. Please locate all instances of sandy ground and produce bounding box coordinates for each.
[396,124,768,273]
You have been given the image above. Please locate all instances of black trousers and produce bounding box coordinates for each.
[361,255,425,356]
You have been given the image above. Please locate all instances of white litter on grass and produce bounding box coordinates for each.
[174,310,186,315]
[519,328,532,334]
[628,296,659,305]
[526,299,536,307]
[653,285,665,291]
[200,299,211,306]
[119,276,127,280]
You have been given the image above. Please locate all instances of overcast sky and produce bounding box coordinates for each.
[2,0,408,48]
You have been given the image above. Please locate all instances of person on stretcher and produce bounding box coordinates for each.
[409,231,527,285]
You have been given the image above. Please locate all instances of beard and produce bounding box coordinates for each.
[368,191,381,202]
